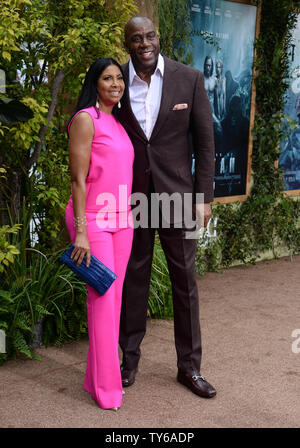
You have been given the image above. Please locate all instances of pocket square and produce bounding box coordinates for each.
[173,103,188,110]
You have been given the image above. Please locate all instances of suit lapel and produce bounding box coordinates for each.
[150,56,178,142]
[121,63,148,142]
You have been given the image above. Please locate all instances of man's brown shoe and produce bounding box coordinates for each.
[121,368,137,387]
[177,371,216,398]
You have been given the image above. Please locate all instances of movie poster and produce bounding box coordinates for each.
[279,15,300,192]
[189,0,257,197]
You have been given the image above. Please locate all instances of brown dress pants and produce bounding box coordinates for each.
[119,180,202,374]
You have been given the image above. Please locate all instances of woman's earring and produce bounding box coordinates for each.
[118,101,121,109]
[96,96,100,109]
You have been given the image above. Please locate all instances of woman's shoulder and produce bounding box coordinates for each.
[68,108,95,134]
[72,107,98,122]
[77,106,98,119]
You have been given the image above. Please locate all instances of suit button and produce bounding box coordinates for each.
[145,168,151,174]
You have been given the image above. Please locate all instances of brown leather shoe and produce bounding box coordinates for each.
[177,371,216,398]
[121,367,137,387]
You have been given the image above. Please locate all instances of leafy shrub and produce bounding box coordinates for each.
[0,247,87,365]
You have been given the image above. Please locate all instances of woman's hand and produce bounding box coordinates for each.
[71,233,91,267]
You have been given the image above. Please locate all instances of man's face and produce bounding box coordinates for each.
[216,62,222,77]
[124,20,160,73]
[204,59,212,77]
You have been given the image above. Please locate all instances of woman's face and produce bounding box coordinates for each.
[96,64,125,107]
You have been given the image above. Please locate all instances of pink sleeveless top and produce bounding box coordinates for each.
[67,107,134,212]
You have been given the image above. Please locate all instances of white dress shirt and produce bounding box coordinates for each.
[128,53,164,140]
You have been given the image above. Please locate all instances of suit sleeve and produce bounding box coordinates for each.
[190,71,215,203]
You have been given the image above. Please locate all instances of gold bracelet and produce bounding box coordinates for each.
[74,216,87,227]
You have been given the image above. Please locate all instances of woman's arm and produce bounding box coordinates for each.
[68,112,94,266]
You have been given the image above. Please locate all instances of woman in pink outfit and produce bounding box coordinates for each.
[65,58,134,411]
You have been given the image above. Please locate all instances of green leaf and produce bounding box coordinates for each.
[2,51,11,61]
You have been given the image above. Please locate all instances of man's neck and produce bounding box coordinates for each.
[136,69,153,85]
[133,60,158,86]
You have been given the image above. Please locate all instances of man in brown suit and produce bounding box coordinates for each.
[118,16,216,398]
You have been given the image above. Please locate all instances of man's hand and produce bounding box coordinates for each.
[194,203,212,228]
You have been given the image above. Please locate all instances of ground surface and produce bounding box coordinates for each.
[1,255,299,428]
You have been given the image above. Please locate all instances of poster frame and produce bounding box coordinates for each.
[192,0,261,204]
[279,8,300,198]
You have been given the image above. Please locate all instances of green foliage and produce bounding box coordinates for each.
[0,234,87,364]
[0,288,41,364]
[149,235,173,319]
[0,221,21,273]
[151,0,193,65]
[0,0,30,61]
[196,223,223,276]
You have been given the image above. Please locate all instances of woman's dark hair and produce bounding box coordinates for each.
[67,58,124,133]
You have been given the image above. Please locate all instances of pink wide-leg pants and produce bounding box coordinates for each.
[65,205,133,409]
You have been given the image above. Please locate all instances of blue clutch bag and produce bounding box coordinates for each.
[59,244,117,295]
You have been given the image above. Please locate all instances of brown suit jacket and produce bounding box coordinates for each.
[117,56,215,212]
